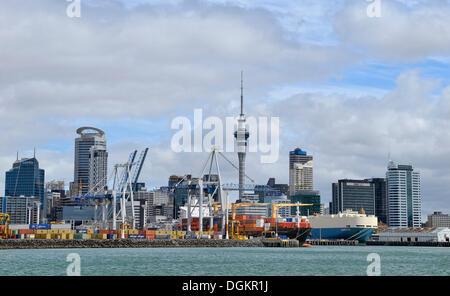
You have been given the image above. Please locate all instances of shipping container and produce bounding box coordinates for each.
[50,224,71,230]
[128,234,145,239]
[8,224,30,230]
[19,229,34,235]
[74,233,87,239]
[30,224,51,230]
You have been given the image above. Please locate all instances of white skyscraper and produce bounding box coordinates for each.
[88,144,108,195]
[74,127,107,196]
[289,148,313,196]
[386,161,421,228]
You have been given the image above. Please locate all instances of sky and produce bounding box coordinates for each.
[1,0,450,219]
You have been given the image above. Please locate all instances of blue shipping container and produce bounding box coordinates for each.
[30,224,51,230]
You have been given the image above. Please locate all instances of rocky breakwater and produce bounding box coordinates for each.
[0,239,265,249]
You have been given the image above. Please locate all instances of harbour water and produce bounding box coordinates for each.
[1,246,449,276]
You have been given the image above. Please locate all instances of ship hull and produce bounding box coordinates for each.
[310,227,375,243]
[277,228,311,244]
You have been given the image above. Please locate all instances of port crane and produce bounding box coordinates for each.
[270,203,313,219]
[0,213,10,239]
[68,147,149,232]
[173,147,277,239]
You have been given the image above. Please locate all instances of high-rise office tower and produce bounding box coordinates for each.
[330,179,375,215]
[5,157,45,204]
[74,127,107,196]
[289,148,313,196]
[386,161,421,228]
[234,72,249,200]
[4,156,45,223]
[366,178,387,224]
[88,144,108,194]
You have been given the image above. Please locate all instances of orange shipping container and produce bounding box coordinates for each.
[19,229,33,235]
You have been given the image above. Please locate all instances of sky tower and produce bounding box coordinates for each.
[234,71,249,200]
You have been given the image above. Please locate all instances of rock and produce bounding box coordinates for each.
[0,238,264,249]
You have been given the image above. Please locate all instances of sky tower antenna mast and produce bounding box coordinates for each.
[234,71,250,200]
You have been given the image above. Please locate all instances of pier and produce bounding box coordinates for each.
[261,239,300,248]
[306,240,359,246]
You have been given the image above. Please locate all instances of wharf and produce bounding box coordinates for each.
[307,239,359,246]
[262,239,300,248]
[366,241,450,247]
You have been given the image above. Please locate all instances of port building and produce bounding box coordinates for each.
[371,227,450,243]
[1,196,40,224]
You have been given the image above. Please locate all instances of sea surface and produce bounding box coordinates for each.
[1,246,449,276]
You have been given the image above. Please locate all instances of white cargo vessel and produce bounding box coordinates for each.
[308,210,378,242]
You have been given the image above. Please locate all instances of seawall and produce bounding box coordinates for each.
[0,239,265,250]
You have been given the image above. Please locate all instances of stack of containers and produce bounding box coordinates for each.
[145,230,155,239]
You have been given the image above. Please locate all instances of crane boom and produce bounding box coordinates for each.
[131,147,149,191]
[271,203,313,218]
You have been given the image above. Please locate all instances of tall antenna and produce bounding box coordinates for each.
[240,70,244,116]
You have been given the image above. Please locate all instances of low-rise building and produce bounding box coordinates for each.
[371,227,450,243]
[426,212,450,228]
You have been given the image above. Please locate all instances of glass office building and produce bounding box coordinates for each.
[331,179,375,215]
[386,161,421,228]
[5,157,45,207]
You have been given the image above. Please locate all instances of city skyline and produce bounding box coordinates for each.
[1,0,450,219]
[0,135,431,222]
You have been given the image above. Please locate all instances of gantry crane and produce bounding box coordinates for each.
[0,213,10,239]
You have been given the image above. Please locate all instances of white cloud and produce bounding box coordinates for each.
[1,0,450,218]
[265,70,450,215]
[334,0,450,61]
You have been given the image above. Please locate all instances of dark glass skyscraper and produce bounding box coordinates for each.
[290,190,321,216]
[365,178,387,224]
[330,179,375,215]
[5,157,45,206]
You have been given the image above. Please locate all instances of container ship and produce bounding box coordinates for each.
[181,215,311,244]
[307,210,378,242]
[237,216,311,244]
